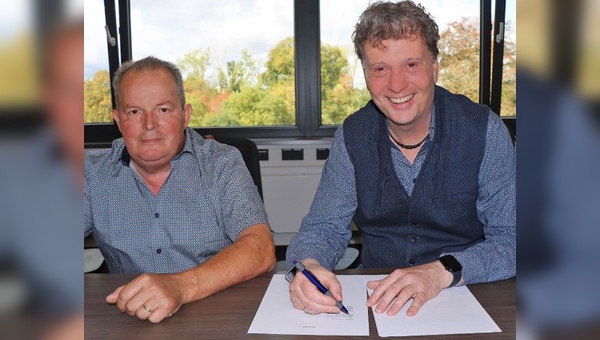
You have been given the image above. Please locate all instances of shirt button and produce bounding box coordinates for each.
[156,249,162,254]
[410,237,417,243]
[155,213,160,218]
[413,178,417,183]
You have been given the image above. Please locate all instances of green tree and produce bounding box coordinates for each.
[322,74,371,125]
[320,43,348,91]
[261,37,294,87]
[178,49,222,126]
[217,49,259,93]
[438,17,516,117]
[84,70,112,123]
[217,82,294,126]
[320,43,371,124]
[183,74,217,126]
[500,25,516,116]
[177,48,212,79]
[438,17,480,103]
[216,37,296,126]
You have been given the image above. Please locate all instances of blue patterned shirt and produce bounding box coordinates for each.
[84,128,268,274]
[287,108,516,284]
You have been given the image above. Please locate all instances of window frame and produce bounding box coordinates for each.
[84,0,514,148]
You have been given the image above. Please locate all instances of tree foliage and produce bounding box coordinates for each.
[438,17,516,116]
[84,18,516,125]
[84,70,112,123]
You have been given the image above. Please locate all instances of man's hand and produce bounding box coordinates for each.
[366,260,455,317]
[106,273,186,323]
[288,259,343,315]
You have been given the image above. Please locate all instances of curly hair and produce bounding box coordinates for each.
[112,56,186,109]
[352,1,440,61]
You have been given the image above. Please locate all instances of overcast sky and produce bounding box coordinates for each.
[84,0,515,80]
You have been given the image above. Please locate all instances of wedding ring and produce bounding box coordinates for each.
[143,305,152,313]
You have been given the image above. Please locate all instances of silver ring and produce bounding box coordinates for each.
[143,305,152,313]
[303,307,309,314]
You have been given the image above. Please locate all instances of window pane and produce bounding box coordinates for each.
[84,0,113,124]
[320,0,491,124]
[83,0,112,124]
[131,0,294,127]
[500,0,516,117]
[319,0,371,125]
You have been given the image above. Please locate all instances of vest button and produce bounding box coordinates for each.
[156,249,162,254]
[408,260,415,266]
[410,237,417,243]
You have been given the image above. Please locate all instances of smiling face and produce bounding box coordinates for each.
[363,36,438,132]
[112,68,191,174]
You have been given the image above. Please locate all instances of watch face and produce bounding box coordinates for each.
[440,255,462,272]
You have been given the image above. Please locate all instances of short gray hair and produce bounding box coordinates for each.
[112,56,186,108]
[352,1,440,61]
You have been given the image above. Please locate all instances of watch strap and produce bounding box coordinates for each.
[439,255,462,288]
[449,270,461,287]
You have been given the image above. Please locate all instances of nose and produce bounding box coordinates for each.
[143,112,157,130]
[387,69,408,93]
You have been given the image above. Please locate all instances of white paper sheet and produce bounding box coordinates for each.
[248,274,369,336]
[364,275,501,337]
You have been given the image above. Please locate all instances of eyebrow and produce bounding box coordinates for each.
[367,61,388,68]
[121,100,175,110]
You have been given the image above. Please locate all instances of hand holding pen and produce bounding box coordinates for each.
[288,260,349,315]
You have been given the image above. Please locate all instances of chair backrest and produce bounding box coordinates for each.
[206,135,263,200]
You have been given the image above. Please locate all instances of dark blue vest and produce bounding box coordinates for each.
[343,86,488,268]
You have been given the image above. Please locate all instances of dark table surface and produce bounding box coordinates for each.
[85,269,515,339]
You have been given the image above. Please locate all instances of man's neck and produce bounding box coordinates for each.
[130,161,172,196]
[388,112,431,145]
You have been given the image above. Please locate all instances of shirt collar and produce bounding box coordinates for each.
[173,128,195,160]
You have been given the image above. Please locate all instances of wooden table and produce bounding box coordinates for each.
[85,270,515,339]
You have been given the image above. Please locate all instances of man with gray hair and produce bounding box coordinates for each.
[84,56,275,323]
[287,0,515,317]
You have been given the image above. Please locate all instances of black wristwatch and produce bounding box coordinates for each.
[439,255,462,287]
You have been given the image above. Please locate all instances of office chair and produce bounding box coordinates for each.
[205,135,264,200]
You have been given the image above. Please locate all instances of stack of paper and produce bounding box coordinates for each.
[248,274,501,337]
[248,274,369,336]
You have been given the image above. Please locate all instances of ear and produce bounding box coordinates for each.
[183,103,192,127]
[112,109,122,131]
[432,59,439,83]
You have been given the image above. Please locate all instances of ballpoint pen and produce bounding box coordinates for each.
[293,261,350,315]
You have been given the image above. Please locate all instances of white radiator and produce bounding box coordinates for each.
[255,139,331,245]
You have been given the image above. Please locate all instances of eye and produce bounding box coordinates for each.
[369,65,389,77]
[129,109,140,115]
[405,61,422,71]
[160,107,169,113]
